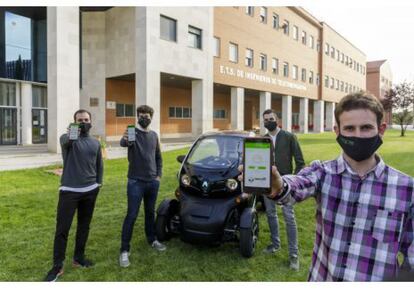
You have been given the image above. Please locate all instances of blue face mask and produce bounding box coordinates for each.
[336,134,383,162]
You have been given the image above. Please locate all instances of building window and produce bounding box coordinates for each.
[345,55,349,65]
[282,20,289,35]
[213,37,220,57]
[345,83,348,93]
[0,82,16,106]
[229,42,238,63]
[330,77,334,88]
[336,49,340,61]
[214,109,227,119]
[330,46,335,58]
[293,25,298,40]
[309,35,314,49]
[272,13,279,29]
[357,63,360,72]
[245,48,253,67]
[32,86,47,108]
[272,58,279,74]
[188,26,202,49]
[324,75,329,88]
[292,65,298,80]
[245,6,254,16]
[316,40,321,52]
[341,81,344,92]
[316,73,320,86]
[301,68,306,82]
[349,58,353,68]
[259,53,267,71]
[160,15,177,42]
[340,52,344,63]
[336,79,340,90]
[169,107,192,119]
[260,7,267,23]
[116,103,135,117]
[283,62,289,77]
[325,43,329,55]
[309,70,314,84]
[301,31,307,45]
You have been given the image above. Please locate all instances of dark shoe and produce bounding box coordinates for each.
[44,264,63,282]
[72,258,94,268]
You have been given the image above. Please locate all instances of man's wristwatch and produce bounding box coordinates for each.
[270,180,290,202]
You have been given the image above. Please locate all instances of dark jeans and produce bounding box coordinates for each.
[120,178,160,252]
[53,188,99,266]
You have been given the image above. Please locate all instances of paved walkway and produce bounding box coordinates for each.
[0,138,194,171]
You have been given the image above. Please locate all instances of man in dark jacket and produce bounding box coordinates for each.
[119,105,164,268]
[261,109,305,271]
[44,109,103,282]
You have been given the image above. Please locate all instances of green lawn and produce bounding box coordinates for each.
[0,129,413,281]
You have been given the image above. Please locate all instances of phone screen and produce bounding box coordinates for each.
[243,138,272,192]
[69,124,79,140]
[128,125,136,142]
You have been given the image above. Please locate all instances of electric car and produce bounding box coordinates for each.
[155,131,259,257]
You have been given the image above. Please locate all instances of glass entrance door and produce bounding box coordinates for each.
[0,108,17,145]
[32,109,47,144]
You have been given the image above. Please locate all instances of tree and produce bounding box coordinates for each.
[381,81,414,137]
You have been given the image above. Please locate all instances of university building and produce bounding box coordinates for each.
[0,6,390,152]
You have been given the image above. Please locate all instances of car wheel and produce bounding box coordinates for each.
[155,214,172,241]
[239,213,259,258]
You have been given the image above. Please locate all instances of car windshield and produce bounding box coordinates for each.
[186,136,242,169]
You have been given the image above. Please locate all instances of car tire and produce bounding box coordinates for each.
[155,214,172,241]
[239,213,259,258]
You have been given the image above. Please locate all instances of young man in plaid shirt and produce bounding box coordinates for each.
[241,92,413,281]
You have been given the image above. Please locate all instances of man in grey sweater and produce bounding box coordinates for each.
[119,105,164,268]
[44,109,103,282]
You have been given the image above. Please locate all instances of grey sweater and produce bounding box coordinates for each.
[60,133,103,188]
[120,128,162,181]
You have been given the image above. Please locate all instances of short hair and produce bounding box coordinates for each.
[262,109,277,118]
[335,91,384,127]
[73,109,92,121]
[136,105,154,118]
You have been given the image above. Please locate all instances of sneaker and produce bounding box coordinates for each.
[72,258,94,268]
[289,256,300,271]
[119,251,130,268]
[151,240,167,251]
[262,244,280,254]
[44,264,63,282]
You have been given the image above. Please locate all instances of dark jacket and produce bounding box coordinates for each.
[120,128,162,181]
[265,129,305,176]
[60,133,103,188]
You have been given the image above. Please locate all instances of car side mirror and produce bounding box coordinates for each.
[176,155,185,163]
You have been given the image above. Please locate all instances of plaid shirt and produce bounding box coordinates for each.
[282,155,414,281]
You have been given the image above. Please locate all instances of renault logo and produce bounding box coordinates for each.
[202,181,209,191]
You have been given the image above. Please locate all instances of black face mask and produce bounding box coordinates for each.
[138,116,151,129]
[79,122,92,135]
[336,134,383,162]
[264,121,278,132]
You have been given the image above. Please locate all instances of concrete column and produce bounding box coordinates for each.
[15,82,21,145]
[192,79,213,136]
[282,95,292,132]
[231,87,244,131]
[313,100,325,133]
[299,97,308,134]
[259,91,271,135]
[21,83,32,145]
[325,102,336,131]
[47,7,80,153]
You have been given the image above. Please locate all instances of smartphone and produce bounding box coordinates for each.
[69,123,79,140]
[243,137,274,195]
[127,125,136,142]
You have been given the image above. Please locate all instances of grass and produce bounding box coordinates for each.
[0,129,413,281]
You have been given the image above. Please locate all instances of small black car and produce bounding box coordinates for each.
[155,131,259,257]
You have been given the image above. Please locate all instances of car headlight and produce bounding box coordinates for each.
[181,174,191,186]
[226,179,238,191]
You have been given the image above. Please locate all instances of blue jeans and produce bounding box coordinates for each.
[120,178,160,252]
[263,196,298,258]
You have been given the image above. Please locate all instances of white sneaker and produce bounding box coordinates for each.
[151,240,167,251]
[119,251,130,267]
